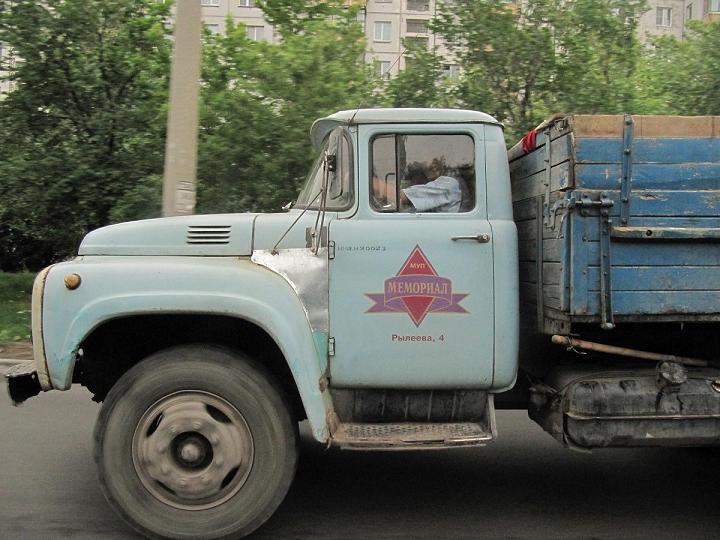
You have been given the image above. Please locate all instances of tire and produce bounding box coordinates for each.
[94,344,298,539]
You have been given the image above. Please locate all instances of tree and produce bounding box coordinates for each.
[637,20,720,115]
[549,0,646,115]
[383,41,451,108]
[433,0,558,141]
[256,0,365,36]
[432,0,647,141]
[196,15,375,213]
[0,0,171,270]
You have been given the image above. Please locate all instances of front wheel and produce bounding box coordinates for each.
[94,345,298,539]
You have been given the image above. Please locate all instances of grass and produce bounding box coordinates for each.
[0,272,35,342]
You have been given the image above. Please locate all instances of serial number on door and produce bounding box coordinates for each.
[391,334,445,343]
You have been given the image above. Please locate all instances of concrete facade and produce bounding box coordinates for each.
[2,0,719,99]
[362,0,453,77]
[195,0,459,78]
[198,0,278,41]
[638,0,687,41]
[638,0,720,42]
[0,41,16,97]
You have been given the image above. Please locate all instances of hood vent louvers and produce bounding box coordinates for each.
[186,225,232,245]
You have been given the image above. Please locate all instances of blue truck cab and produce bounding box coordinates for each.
[8,109,720,540]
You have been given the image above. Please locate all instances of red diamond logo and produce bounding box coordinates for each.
[366,245,469,327]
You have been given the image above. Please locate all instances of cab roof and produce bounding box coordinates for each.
[310,108,501,148]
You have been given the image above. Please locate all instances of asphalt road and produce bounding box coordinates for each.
[2,381,720,539]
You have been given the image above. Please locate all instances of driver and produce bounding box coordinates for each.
[372,158,462,213]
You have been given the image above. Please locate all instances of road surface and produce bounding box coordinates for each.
[2,381,719,539]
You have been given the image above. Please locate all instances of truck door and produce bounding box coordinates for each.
[328,125,495,388]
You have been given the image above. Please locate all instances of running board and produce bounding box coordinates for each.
[331,421,495,450]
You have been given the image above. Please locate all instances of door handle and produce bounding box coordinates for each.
[451,234,491,243]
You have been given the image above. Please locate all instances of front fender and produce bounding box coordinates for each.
[42,256,331,441]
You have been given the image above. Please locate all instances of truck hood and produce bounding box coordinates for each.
[79,213,258,256]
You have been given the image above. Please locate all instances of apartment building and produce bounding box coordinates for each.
[199,0,720,76]
[198,0,277,41]
[638,0,720,42]
[2,0,719,99]
[0,41,16,96]
[362,0,455,78]
[196,0,458,78]
[685,0,720,22]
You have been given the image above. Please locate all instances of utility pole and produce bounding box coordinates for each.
[162,0,202,216]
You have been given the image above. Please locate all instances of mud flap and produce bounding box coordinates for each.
[5,361,42,405]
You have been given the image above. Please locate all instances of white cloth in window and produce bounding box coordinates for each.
[403,176,462,213]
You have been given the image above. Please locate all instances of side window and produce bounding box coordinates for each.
[370,134,475,213]
[295,127,354,211]
[328,130,353,208]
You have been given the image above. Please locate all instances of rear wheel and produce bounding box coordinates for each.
[94,345,298,539]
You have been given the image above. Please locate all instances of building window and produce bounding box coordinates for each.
[443,64,460,79]
[201,0,220,6]
[238,0,255,6]
[246,25,264,41]
[656,7,672,27]
[407,0,430,11]
[0,42,14,68]
[406,19,428,33]
[710,0,720,13]
[374,21,392,42]
[206,23,221,34]
[374,60,391,78]
[686,4,693,19]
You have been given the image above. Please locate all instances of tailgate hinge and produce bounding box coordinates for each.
[328,240,336,260]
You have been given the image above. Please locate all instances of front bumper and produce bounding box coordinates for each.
[5,362,42,405]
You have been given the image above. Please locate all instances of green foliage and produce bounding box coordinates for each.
[637,20,720,115]
[0,0,374,269]
[549,0,647,115]
[0,0,171,270]
[383,42,449,108]
[256,0,365,36]
[197,16,375,213]
[0,0,716,273]
[434,0,557,140]
[0,272,34,341]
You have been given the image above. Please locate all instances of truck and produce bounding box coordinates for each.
[6,108,720,539]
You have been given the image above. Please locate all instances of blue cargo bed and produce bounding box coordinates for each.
[508,114,720,335]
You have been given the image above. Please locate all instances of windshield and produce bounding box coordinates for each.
[295,128,354,210]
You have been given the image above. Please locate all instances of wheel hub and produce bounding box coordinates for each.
[132,391,255,511]
[173,432,213,469]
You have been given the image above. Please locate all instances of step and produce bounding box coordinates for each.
[331,422,494,450]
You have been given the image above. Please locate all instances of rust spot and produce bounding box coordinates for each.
[639,192,667,201]
[326,411,340,437]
